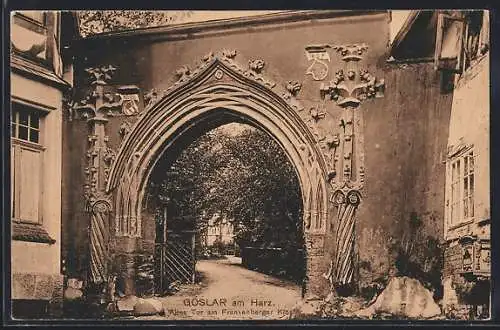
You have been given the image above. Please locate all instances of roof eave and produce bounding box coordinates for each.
[79,10,387,41]
[389,10,422,56]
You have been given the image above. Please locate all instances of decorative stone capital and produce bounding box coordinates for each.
[332,43,369,62]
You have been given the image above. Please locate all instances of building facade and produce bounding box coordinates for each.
[10,11,77,317]
[205,215,235,247]
[390,10,491,318]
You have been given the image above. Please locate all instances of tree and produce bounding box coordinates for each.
[145,124,303,250]
[77,11,193,37]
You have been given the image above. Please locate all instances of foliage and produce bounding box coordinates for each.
[77,11,193,37]
[146,124,303,250]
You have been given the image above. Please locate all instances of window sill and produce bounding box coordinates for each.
[12,221,56,244]
[447,219,474,231]
[11,137,45,151]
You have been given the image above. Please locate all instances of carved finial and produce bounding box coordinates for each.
[221,49,237,59]
[248,59,265,73]
[175,65,191,79]
[285,81,302,97]
[85,65,117,85]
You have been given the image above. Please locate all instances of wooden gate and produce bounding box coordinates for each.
[155,230,196,293]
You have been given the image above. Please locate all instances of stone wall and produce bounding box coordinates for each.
[62,11,453,298]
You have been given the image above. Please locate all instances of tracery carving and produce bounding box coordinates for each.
[72,65,124,120]
[140,50,310,113]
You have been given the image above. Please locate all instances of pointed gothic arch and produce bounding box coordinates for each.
[106,52,330,239]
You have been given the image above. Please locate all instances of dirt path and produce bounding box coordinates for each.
[138,256,302,320]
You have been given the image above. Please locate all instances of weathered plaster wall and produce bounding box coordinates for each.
[357,61,452,289]
[63,11,452,296]
[11,73,64,304]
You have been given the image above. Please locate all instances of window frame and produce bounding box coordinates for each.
[10,102,46,226]
[446,146,475,231]
[11,107,42,144]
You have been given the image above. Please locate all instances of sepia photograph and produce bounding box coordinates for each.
[7,9,491,322]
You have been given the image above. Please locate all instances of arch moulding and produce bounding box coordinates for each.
[106,50,331,242]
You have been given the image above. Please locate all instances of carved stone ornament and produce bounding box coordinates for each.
[332,43,369,61]
[310,105,326,122]
[285,80,302,97]
[117,85,142,116]
[144,88,160,109]
[320,68,385,107]
[305,44,331,81]
[72,65,124,120]
[85,65,117,85]
[119,122,132,141]
[175,65,191,82]
[316,43,384,290]
[141,50,308,113]
[248,59,265,73]
[221,49,237,59]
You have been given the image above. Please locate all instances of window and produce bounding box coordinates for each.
[11,103,44,224]
[448,149,475,227]
[11,107,40,143]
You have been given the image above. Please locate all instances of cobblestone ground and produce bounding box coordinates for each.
[137,256,302,320]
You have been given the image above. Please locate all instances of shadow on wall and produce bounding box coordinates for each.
[359,212,444,302]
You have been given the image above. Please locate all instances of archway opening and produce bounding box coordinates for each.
[143,114,307,298]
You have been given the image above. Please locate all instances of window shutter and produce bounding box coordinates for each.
[17,146,42,223]
[11,147,16,218]
[434,12,466,73]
